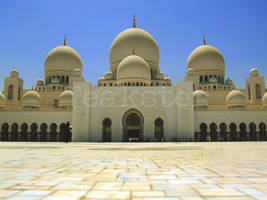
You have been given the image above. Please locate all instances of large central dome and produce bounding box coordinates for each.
[187,45,225,73]
[44,45,82,75]
[110,27,159,71]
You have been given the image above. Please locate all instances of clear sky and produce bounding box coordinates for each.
[0,0,267,90]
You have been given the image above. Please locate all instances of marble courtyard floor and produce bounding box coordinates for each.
[0,142,266,200]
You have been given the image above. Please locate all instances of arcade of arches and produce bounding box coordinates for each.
[0,123,72,142]
[196,122,267,141]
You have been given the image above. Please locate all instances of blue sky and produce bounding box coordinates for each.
[0,0,267,90]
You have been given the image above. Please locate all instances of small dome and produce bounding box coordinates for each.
[117,55,150,81]
[59,90,73,105]
[36,78,44,86]
[187,45,225,73]
[226,90,246,105]
[0,92,6,106]
[193,90,209,105]
[250,68,259,77]
[22,91,41,105]
[44,45,82,74]
[73,68,82,76]
[10,69,19,78]
[110,27,159,71]
[262,92,267,105]
[104,71,113,80]
[164,76,171,81]
[226,78,233,85]
[98,77,105,85]
[209,76,217,83]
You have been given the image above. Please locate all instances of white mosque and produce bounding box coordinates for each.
[0,17,267,142]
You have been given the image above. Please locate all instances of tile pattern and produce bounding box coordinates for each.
[0,142,266,200]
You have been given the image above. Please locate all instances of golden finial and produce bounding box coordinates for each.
[132,47,135,55]
[64,35,66,46]
[133,14,136,28]
[203,33,206,45]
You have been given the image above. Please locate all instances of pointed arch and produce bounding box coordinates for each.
[122,108,144,142]
[154,118,164,142]
[102,118,112,142]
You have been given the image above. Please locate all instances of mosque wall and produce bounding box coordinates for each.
[72,81,194,142]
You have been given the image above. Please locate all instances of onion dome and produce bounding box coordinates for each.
[110,16,159,71]
[10,69,19,78]
[193,90,209,105]
[104,71,113,80]
[187,43,225,73]
[22,91,41,106]
[59,90,73,106]
[0,92,6,107]
[44,39,82,75]
[262,92,267,106]
[226,90,246,105]
[117,54,150,82]
[250,68,259,77]
[36,78,44,86]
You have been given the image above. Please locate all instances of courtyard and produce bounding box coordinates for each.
[0,142,266,200]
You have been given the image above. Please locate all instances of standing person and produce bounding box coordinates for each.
[69,125,72,142]
[65,122,70,143]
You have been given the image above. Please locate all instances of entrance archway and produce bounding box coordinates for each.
[154,118,164,142]
[102,118,112,142]
[122,109,144,142]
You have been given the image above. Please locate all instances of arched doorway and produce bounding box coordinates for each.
[50,123,57,142]
[59,123,66,142]
[210,123,217,141]
[219,123,227,141]
[1,123,9,141]
[259,123,266,141]
[239,123,247,141]
[30,123,38,141]
[102,118,112,142]
[200,123,207,141]
[21,123,28,141]
[154,118,164,142]
[122,109,144,142]
[11,123,18,141]
[229,123,237,141]
[249,123,257,141]
[40,123,48,142]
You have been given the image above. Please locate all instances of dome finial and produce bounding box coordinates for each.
[133,14,136,28]
[64,35,66,46]
[132,47,135,55]
[203,33,206,45]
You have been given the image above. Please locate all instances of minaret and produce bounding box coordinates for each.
[203,33,206,45]
[64,35,66,46]
[133,15,136,28]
